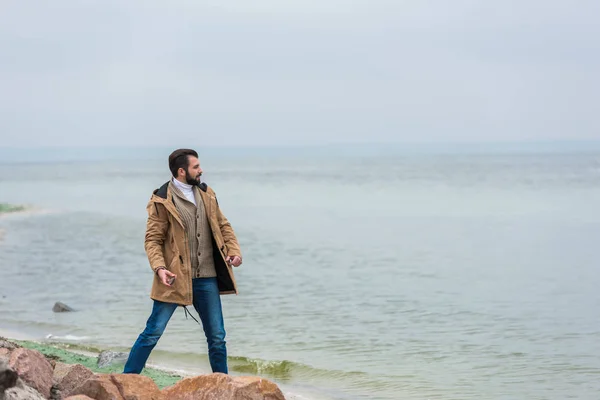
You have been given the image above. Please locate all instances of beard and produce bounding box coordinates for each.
[185,169,202,186]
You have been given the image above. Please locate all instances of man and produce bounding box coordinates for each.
[123,148,242,375]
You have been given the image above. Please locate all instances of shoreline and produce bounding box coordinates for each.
[0,335,298,399]
[0,331,183,389]
[0,328,317,399]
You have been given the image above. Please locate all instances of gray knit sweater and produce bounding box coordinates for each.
[170,182,216,278]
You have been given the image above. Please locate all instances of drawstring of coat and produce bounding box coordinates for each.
[182,306,202,326]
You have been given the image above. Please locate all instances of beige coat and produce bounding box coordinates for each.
[144,181,242,305]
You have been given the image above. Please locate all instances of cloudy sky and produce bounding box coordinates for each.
[0,0,598,147]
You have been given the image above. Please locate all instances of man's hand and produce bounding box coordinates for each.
[226,256,242,267]
[157,268,176,286]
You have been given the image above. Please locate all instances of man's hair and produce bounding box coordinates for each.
[168,148,198,177]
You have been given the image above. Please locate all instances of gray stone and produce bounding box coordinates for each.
[50,384,61,400]
[0,349,11,361]
[0,340,18,352]
[0,359,18,393]
[52,302,74,312]
[1,379,45,400]
[97,351,129,368]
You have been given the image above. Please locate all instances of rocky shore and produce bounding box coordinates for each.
[0,337,286,400]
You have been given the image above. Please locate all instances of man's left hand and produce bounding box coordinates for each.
[226,256,242,267]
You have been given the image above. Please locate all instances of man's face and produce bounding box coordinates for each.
[183,156,202,185]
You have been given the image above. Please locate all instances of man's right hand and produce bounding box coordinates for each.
[157,268,176,287]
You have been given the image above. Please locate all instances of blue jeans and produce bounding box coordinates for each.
[123,277,227,374]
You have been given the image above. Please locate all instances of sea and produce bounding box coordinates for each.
[1,143,599,400]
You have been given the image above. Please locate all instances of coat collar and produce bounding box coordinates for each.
[154,180,207,199]
[151,180,209,228]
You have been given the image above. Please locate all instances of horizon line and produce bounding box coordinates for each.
[2,139,600,150]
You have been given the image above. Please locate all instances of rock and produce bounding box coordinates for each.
[44,353,61,362]
[50,384,60,400]
[64,396,95,400]
[232,376,286,399]
[97,351,129,368]
[162,373,286,400]
[8,348,53,399]
[0,340,19,351]
[52,362,69,378]
[53,363,95,398]
[52,302,74,312]
[162,374,229,399]
[70,373,163,400]
[0,340,17,363]
[0,358,18,393]
[41,353,60,370]
[0,349,11,361]
[2,379,46,400]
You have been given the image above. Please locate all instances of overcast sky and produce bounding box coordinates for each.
[0,0,598,147]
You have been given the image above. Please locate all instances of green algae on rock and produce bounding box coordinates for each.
[12,339,182,389]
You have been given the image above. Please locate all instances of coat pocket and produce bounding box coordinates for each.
[167,255,179,271]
